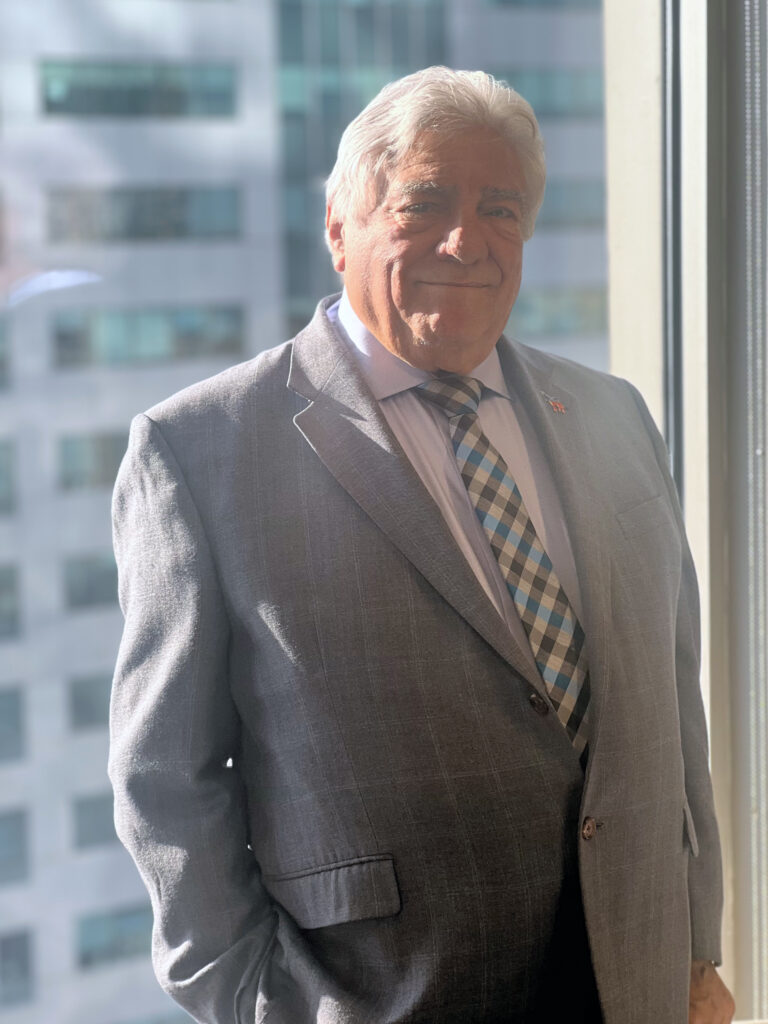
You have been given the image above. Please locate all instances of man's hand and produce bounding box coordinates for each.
[689,960,735,1024]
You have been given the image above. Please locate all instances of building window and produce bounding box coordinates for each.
[353,5,376,66]
[68,674,112,731]
[0,931,32,1007]
[41,61,236,117]
[53,305,244,368]
[0,566,20,640]
[73,793,117,849]
[59,434,127,490]
[493,69,603,118]
[77,904,152,969]
[63,554,117,610]
[0,440,14,513]
[535,180,605,229]
[320,4,340,66]
[508,287,607,337]
[279,0,305,63]
[0,689,23,762]
[48,186,241,243]
[0,810,28,886]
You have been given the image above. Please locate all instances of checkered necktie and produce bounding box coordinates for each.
[418,374,590,757]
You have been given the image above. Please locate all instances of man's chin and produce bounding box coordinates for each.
[404,336,462,372]
[409,334,497,376]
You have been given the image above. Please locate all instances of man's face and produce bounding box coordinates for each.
[327,126,527,375]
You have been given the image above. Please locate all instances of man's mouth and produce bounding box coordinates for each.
[416,281,492,288]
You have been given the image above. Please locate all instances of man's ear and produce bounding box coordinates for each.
[326,203,346,273]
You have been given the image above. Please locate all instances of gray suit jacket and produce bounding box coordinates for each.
[110,296,723,1024]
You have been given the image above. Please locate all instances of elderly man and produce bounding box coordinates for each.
[110,68,733,1023]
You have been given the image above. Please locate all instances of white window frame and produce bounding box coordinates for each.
[605,1,768,1019]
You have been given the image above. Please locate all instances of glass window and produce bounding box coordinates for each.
[41,61,236,117]
[53,306,244,368]
[282,185,312,233]
[536,180,605,229]
[0,566,20,640]
[73,793,117,849]
[319,88,344,170]
[320,4,340,66]
[63,554,118,610]
[0,689,24,762]
[77,904,153,969]
[390,4,411,68]
[279,1,305,64]
[508,287,607,336]
[423,2,447,66]
[48,186,241,243]
[282,112,308,180]
[69,673,112,731]
[319,83,343,137]
[353,5,377,66]
[0,439,14,513]
[0,931,32,1007]
[0,810,28,886]
[186,187,240,238]
[494,69,603,117]
[59,433,128,490]
[286,233,311,299]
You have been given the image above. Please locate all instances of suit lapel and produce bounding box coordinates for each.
[497,339,613,746]
[288,300,543,691]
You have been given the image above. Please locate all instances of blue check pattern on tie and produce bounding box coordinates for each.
[418,375,591,758]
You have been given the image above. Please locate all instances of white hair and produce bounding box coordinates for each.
[325,66,546,243]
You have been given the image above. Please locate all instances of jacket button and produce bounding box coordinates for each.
[529,692,549,716]
[581,817,597,840]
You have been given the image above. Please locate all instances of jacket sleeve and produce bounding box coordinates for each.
[109,412,277,1023]
[625,382,724,964]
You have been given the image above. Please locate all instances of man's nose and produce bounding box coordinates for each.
[437,217,488,264]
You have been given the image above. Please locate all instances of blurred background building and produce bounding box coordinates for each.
[0,0,604,1021]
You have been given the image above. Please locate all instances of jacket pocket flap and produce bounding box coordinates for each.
[616,494,670,538]
[683,801,700,857]
[263,854,401,930]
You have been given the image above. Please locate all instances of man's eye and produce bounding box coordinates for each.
[486,206,519,219]
[402,202,438,215]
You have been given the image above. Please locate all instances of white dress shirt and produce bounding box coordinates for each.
[328,291,584,658]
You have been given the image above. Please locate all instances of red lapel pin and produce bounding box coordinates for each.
[540,391,566,414]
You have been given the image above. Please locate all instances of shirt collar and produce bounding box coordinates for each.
[329,289,511,402]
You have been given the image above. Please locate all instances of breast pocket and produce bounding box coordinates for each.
[262,854,401,930]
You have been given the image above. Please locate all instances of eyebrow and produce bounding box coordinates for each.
[481,187,525,203]
[394,180,448,199]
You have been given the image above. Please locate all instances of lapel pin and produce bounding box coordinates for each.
[540,391,566,414]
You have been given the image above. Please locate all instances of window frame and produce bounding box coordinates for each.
[605,0,768,1015]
